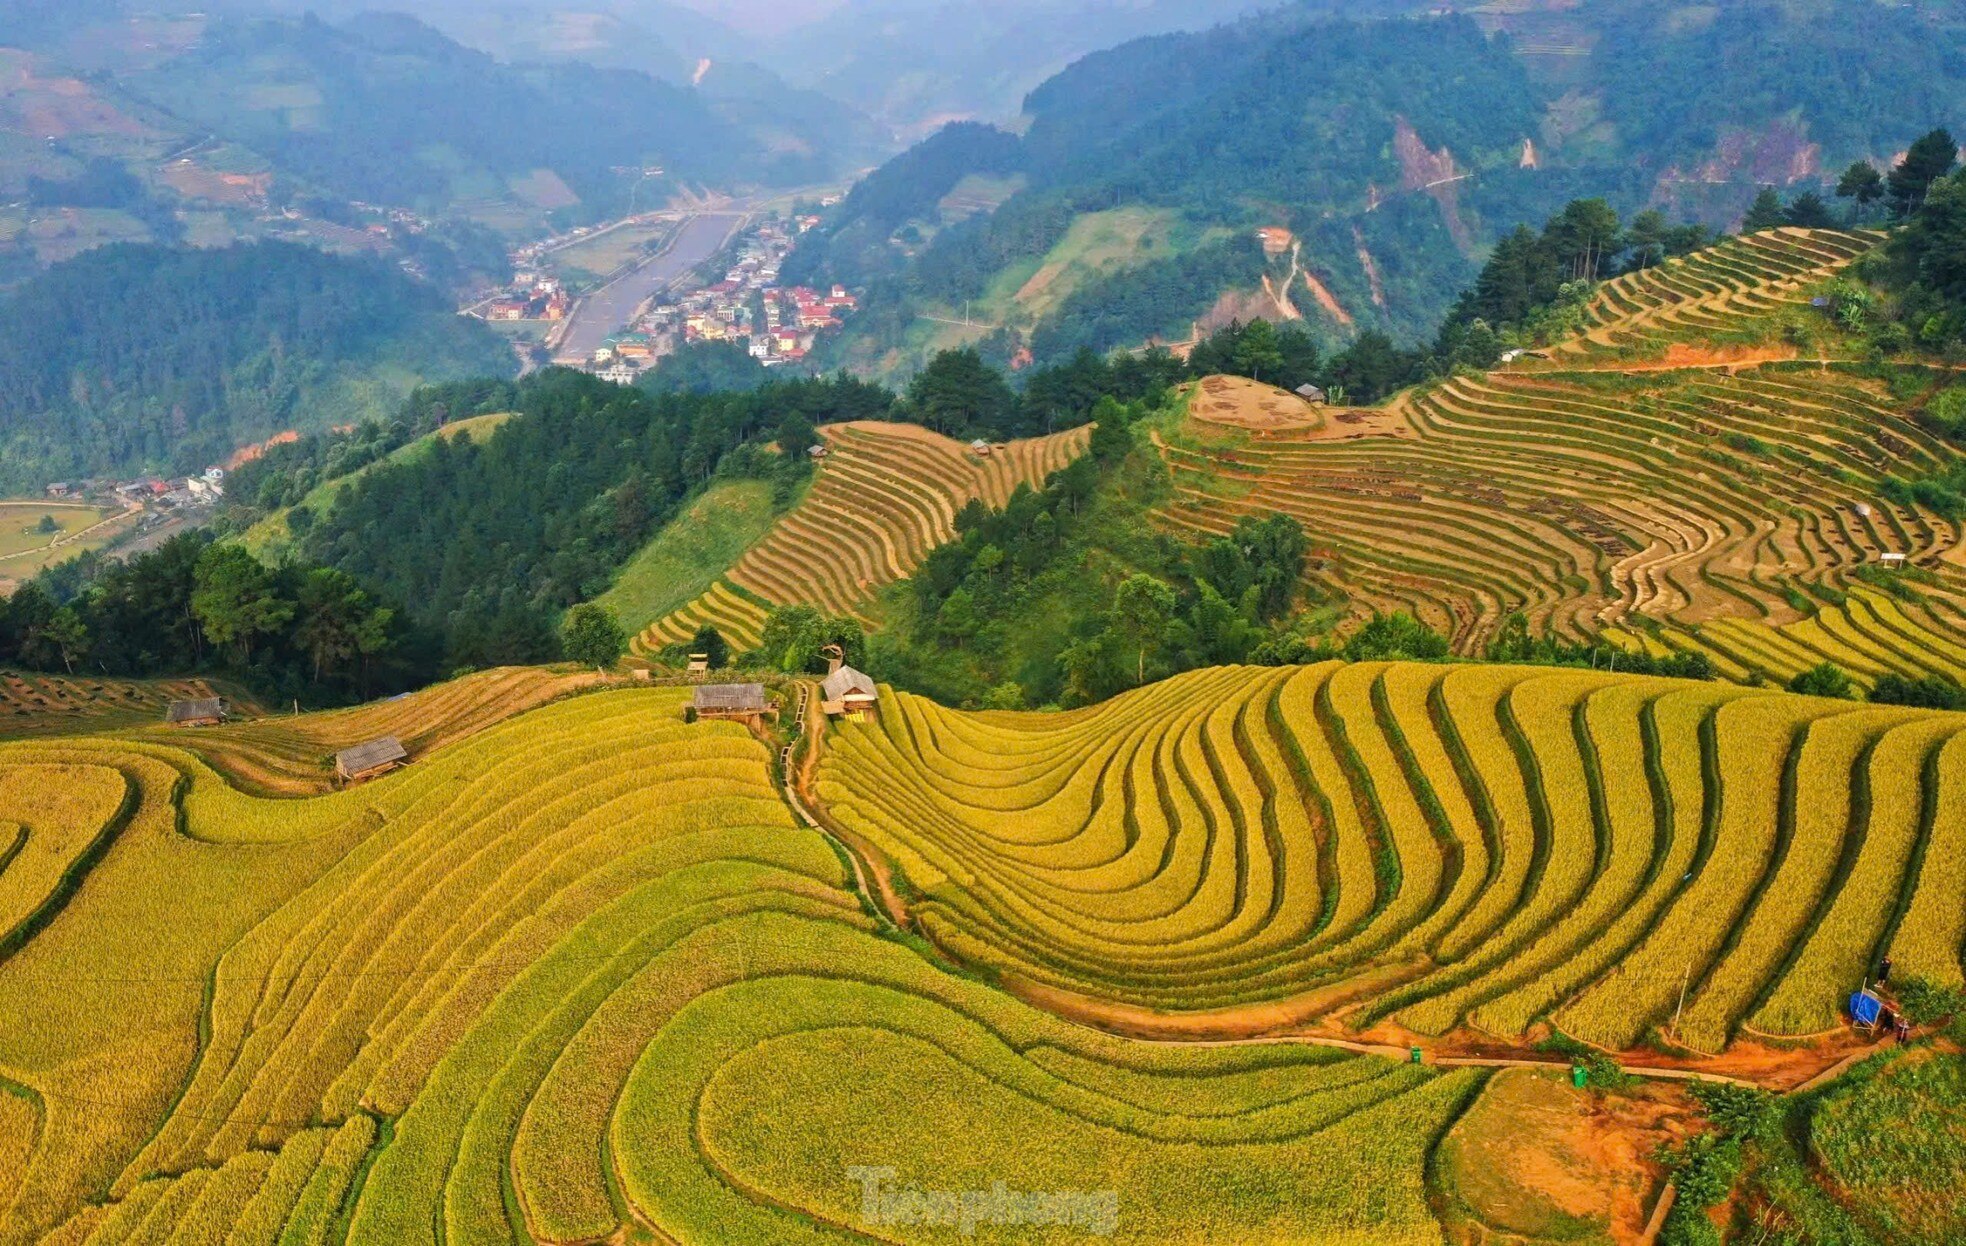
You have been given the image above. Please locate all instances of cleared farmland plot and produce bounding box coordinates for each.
[117,665,617,796]
[818,665,1966,1050]
[0,680,1484,1245]
[636,420,1089,655]
[1155,229,1966,677]
[0,672,244,740]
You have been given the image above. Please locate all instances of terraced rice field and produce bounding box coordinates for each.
[131,666,615,795]
[1559,227,1880,361]
[636,420,1090,656]
[1156,230,1966,669]
[0,672,245,740]
[0,682,1481,1245]
[817,664,1966,1054]
[1610,587,1966,690]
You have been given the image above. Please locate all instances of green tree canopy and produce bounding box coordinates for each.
[561,604,626,670]
[192,545,296,665]
[690,625,730,670]
[1741,187,1787,232]
[906,349,1018,437]
[1836,161,1885,213]
[1890,127,1959,216]
[1788,662,1854,699]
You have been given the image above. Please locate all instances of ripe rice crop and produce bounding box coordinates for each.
[0,673,1489,1245]
[0,672,245,740]
[637,420,1089,656]
[1154,231,1966,681]
[818,664,1966,1047]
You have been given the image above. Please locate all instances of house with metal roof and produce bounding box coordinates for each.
[165,698,226,727]
[335,736,408,785]
[693,683,774,724]
[820,664,878,720]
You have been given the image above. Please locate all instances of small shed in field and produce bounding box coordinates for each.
[820,664,878,720]
[1294,384,1328,405]
[165,698,226,727]
[688,653,711,673]
[693,683,773,724]
[969,439,993,457]
[1878,552,1907,567]
[336,736,408,784]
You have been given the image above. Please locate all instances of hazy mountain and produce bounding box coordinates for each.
[796,0,1966,375]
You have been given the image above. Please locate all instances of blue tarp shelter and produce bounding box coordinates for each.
[1849,989,1884,1028]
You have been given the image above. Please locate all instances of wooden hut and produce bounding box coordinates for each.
[335,736,408,785]
[1294,384,1328,405]
[969,439,993,457]
[693,683,773,725]
[165,698,226,728]
[687,653,711,674]
[820,664,878,720]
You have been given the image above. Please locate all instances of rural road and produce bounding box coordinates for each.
[553,212,744,364]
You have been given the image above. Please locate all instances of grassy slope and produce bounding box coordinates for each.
[592,479,779,635]
[904,207,1199,367]
[239,412,514,560]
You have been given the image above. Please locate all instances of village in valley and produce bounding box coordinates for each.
[473,207,858,386]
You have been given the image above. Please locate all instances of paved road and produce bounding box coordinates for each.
[554,212,743,363]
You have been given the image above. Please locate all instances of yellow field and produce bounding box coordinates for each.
[1154,229,1966,679]
[0,676,1485,1245]
[636,420,1090,655]
[817,664,1966,1053]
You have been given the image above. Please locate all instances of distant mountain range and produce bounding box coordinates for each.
[0,2,885,269]
[791,0,1966,376]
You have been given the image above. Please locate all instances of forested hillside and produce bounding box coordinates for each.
[0,241,512,488]
[798,1,1966,377]
[118,13,848,213]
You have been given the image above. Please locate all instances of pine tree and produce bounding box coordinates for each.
[1889,128,1959,217]
[1741,187,1787,233]
[1836,161,1885,218]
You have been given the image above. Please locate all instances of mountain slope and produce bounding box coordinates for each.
[0,240,512,487]
[634,419,1090,653]
[0,683,1484,1245]
[1151,227,1966,684]
[803,1,1966,375]
[820,662,1966,1050]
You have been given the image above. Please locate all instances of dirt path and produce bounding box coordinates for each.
[783,684,913,930]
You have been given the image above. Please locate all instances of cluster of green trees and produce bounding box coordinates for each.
[862,397,1317,707]
[1876,132,1966,348]
[0,241,511,490]
[266,369,890,669]
[1784,660,1965,711]
[227,379,521,515]
[2,533,420,703]
[1429,198,1715,369]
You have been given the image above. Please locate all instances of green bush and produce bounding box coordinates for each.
[1789,662,1854,699]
